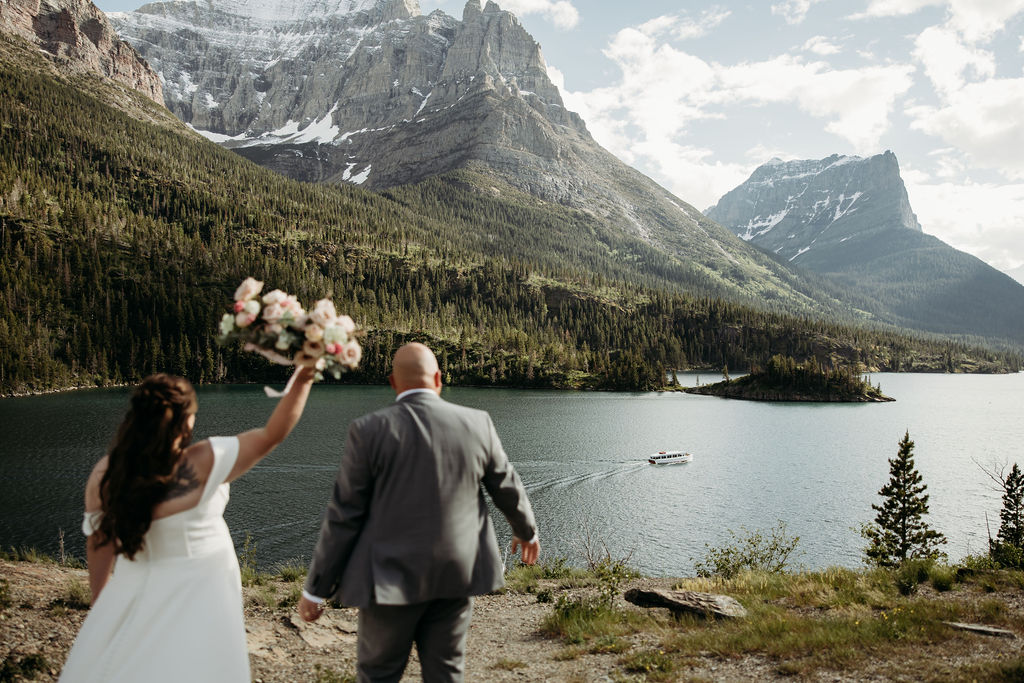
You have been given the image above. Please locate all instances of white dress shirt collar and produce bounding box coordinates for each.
[395,387,438,402]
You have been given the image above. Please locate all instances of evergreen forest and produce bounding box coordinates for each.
[1,34,1020,396]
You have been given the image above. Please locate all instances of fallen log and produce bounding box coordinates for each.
[624,588,747,619]
[942,621,1017,639]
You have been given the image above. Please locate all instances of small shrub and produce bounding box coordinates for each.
[929,565,955,592]
[239,533,265,587]
[552,646,584,661]
[276,559,307,583]
[492,658,526,671]
[958,553,999,573]
[978,598,1007,622]
[246,585,277,610]
[278,583,303,610]
[4,547,54,564]
[619,649,673,678]
[589,635,630,654]
[312,664,356,683]
[694,522,800,578]
[990,542,1024,570]
[51,578,91,610]
[536,588,554,603]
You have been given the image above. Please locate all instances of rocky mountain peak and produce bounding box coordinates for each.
[706,151,922,269]
[0,0,162,103]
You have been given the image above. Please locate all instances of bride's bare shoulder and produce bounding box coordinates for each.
[181,439,216,484]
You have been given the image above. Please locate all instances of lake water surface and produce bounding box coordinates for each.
[1,373,1021,575]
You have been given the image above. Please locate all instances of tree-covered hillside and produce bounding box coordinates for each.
[0,34,1019,396]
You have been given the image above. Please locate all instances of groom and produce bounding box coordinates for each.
[298,342,539,682]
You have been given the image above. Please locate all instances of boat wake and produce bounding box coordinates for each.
[524,461,648,494]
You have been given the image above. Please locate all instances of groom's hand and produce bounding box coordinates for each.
[512,537,540,566]
[298,595,325,622]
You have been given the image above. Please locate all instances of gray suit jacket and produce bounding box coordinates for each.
[305,391,537,607]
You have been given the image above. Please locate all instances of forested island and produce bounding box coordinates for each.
[684,355,894,402]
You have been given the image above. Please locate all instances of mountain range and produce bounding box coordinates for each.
[106,0,871,315]
[707,153,1024,343]
[0,0,1021,399]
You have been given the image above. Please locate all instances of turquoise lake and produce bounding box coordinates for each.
[1,372,1021,575]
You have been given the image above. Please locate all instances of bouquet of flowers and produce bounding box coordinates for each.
[217,277,361,380]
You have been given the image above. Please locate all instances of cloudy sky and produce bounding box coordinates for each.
[95,0,1024,283]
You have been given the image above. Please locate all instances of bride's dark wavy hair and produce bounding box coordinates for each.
[96,374,198,559]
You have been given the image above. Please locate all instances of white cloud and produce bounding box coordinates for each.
[907,77,1024,179]
[496,0,579,29]
[672,8,731,40]
[850,0,942,20]
[803,36,841,55]
[712,57,916,152]
[554,20,916,209]
[946,0,1024,43]
[913,25,996,96]
[771,0,823,25]
[904,177,1024,272]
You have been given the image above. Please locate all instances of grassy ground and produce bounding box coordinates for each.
[5,547,1024,681]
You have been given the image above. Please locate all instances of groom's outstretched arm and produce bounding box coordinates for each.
[480,414,538,557]
[302,420,374,611]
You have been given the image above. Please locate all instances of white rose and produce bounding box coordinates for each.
[336,315,356,335]
[262,289,288,306]
[234,277,264,302]
[305,324,324,342]
[243,299,261,315]
[309,299,338,328]
[262,302,285,323]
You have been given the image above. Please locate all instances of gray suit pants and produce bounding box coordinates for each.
[357,597,473,683]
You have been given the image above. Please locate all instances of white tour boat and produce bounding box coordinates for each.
[647,450,693,465]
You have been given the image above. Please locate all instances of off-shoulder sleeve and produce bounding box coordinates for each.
[82,510,102,537]
[200,436,240,504]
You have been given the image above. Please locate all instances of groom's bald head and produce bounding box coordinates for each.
[389,343,442,395]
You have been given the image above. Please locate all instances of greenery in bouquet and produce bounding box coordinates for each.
[216,277,361,380]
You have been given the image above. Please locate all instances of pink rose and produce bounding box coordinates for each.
[325,342,341,355]
[339,341,362,368]
[235,312,257,328]
[233,301,245,313]
[234,277,264,302]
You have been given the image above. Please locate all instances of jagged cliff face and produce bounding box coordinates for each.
[110,0,588,192]
[0,0,162,103]
[706,152,922,271]
[109,0,842,310]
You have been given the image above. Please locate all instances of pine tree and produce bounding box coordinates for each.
[862,431,947,567]
[991,463,1024,567]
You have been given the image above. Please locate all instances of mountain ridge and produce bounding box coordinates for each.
[707,152,1024,344]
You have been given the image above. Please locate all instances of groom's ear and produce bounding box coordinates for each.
[433,370,442,393]
[388,374,397,393]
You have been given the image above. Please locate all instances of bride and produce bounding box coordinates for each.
[59,365,315,682]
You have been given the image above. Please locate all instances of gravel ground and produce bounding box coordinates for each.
[3,560,1022,682]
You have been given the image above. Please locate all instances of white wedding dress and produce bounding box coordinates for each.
[59,437,250,682]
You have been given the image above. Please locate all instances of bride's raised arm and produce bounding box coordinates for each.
[230,365,317,482]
